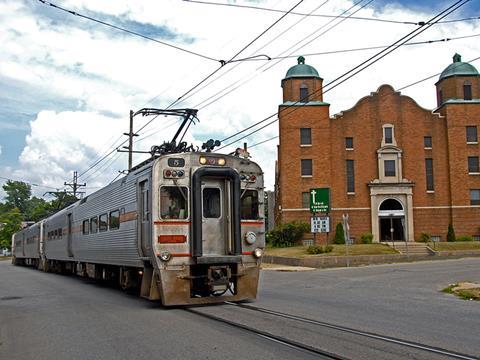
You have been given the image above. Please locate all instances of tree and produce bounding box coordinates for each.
[334,222,345,244]
[48,191,79,211]
[26,197,51,222]
[447,223,456,242]
[0,208,22,249]
[2,180,32,217]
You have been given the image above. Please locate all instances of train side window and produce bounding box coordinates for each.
[90,216,98,233]
[58,228,62,237]
[83,220,89,235]
[203,187,221,218]
[160,186,188,219]
[241,190,260,220]
[54,229,58,238]
[109,210,120,230]
[99,213,108,232]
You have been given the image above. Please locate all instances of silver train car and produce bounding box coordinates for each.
[12,152,265,305]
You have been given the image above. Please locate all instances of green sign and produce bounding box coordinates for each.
[310,188,330,213]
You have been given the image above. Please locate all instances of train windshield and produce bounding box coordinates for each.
[160,186,188,219]
[241,190,259,220]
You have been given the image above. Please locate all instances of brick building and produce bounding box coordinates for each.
[275,54,480,243]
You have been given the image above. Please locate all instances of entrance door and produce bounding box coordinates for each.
[380,217,405,241]
[201,179,227,256]
[138,179,152,256]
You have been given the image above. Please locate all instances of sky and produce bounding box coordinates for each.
[0,0,479,199]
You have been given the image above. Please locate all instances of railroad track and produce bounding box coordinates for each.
[186,302,478,360]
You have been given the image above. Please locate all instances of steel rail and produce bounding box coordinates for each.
[185,308,348,360]
[225,302,477,360]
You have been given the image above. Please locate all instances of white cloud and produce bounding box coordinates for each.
[1,0,479,193]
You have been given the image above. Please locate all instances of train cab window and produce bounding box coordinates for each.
[90,216,98,233]
[99,213,108,232]
[83,220,89,235]
[241,190,259,220]
[160,186,188,219]
[109,210,120,230]
[203,187,221,218]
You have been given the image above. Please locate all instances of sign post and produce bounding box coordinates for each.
[310,188,330,244]
[342,213,350,267]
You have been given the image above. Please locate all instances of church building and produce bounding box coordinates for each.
[275,54,480,243]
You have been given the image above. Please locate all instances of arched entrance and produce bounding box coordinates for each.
[378,198,405,241]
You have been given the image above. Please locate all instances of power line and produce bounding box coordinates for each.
[36,0,221,63]
[216,0,470,150]
[183,1,480,26]
[182,0,416,25]
[0,175,61,191]
[193,0,374,110]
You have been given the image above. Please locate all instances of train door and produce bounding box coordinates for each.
[138,178,152,256]
[67,214,73,257]
[202,179,228,256]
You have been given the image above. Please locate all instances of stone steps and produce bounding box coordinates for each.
[383,242,432,255]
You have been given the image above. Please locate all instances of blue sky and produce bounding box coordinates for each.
[1,0,479,194]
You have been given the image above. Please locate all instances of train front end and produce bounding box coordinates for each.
[150,153,264,305]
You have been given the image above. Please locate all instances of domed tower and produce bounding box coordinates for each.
[281,56,324,103]
[436,54,480,235]
[435,53,480,109]
[275,57,330,229]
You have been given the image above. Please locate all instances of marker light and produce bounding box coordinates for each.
[245,231,257,245]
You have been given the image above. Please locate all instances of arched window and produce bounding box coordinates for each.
[300,84,309,103]
[379,198,403,211]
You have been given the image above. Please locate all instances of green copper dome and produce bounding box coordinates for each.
[439,53,479,80]
[284,56,321,79]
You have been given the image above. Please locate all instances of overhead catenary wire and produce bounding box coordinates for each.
[193,0,374,110]
[183,0,480,26]
[173,0,332,108]
[36,0,221,63]
[73,0,305,185]
[216,0,470,150]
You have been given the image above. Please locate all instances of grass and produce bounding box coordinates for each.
[428,242,480,251]
[0,256,12,261]
[265,244,398,258]
[442,283,480,301]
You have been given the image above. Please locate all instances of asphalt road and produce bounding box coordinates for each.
[1,258,479,359]
[258,258,480,357]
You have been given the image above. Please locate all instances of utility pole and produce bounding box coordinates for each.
[123,110,139,171]
[64,171,86,198]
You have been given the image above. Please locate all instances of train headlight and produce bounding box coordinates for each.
[245,231,257,245]
[159,251,171,262]
[199,156,207,165]
[253,248,263,258]
[217,158,226,166]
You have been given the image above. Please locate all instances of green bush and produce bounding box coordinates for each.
[456,236,473,242]
[267,221,309,248]
[419,232,431,243]
[306,245,324,254]
[447,224,456,242]
[333,223,345,244]
[360,233,373,244]
[306,245,334,254]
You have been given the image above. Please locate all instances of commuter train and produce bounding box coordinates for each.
[12,151,265,305]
